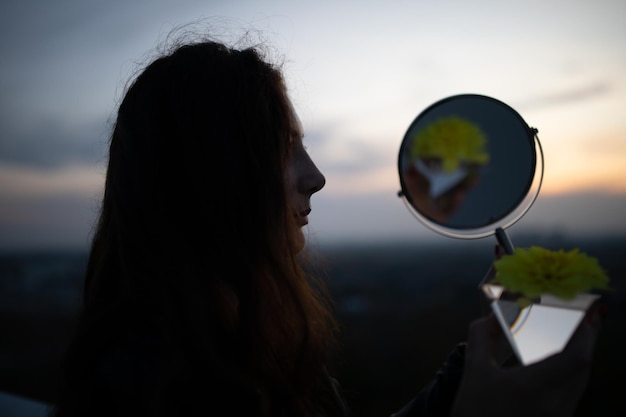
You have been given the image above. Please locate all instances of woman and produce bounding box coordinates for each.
[53,37,601,417]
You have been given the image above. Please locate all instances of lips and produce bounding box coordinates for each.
[295,208,311,226]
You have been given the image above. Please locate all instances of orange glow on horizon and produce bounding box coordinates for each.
[538,130,626,195]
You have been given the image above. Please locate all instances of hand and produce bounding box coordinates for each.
[451,306,604,417]
[402,166,477,223]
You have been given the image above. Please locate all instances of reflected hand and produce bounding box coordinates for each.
[451,307,603,417]
[403,166,477,223]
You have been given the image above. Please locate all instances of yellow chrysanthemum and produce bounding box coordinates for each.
[410,116,490,173]
[493,246,610,301]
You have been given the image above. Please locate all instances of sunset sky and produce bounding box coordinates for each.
[1,0,625,249]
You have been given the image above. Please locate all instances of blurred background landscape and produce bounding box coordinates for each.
[1,232,625,416]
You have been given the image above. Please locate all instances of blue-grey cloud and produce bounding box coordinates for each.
[304,126,396,175]
[326,141,393,174]
[0,118,109,169]
[515,82,612,110]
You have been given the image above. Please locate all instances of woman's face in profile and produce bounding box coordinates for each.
[284,105,325,249]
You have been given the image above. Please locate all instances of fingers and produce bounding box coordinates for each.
[495,244,506,259]
[563,302,604,358]
[457,307,603,417]
[465,314,502,368]
[478,245,504,289]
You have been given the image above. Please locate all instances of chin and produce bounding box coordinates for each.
[294,230,306,253]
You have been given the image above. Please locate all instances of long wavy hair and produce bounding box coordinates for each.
[53,40,340,417]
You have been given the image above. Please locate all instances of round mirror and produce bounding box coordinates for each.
[398,94,543,240]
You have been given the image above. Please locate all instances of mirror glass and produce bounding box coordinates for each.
[490,292,599,365]
[398,94,543,239]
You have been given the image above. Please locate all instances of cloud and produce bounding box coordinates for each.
[304,124,397,175]
[515,82,612,110]
[0,118,109,170]
[322,140,393,174]
[0,164,104,197]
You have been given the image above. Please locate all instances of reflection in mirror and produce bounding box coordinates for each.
[398,94,543,239]
[404,116,490,223]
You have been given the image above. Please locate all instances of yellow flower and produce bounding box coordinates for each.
[493,246,610,301]
[410,116,490,173]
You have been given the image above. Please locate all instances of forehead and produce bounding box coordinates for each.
[287,101,304,140]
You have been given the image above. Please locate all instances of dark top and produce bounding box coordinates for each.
[98,332,465,417]
[388,344,465,417]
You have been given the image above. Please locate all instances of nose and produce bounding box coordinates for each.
[300,152,326,195]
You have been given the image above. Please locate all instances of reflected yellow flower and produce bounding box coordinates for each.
[493,246,610,301]
[410,116,489,173]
